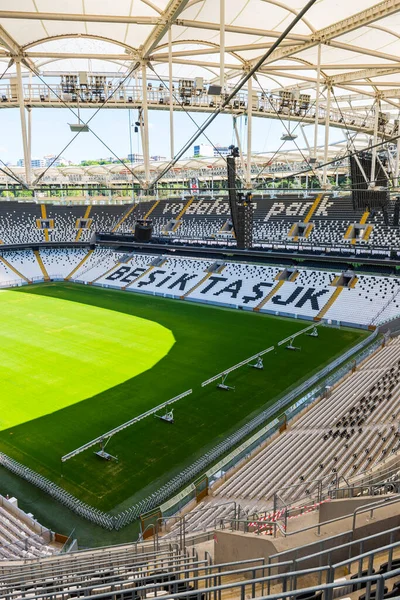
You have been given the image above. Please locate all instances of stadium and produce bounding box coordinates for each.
[1,1,400,600]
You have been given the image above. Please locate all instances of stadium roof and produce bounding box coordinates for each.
[0,145,350,188]
[1,0,400,113]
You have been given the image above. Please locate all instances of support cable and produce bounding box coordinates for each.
[147,63,244,185]
[24,62,143,186]
[268,129,400,190]
[149,0,319,187]
[330,88,376,189]
[257,79,320,182]
[250,73,321,186]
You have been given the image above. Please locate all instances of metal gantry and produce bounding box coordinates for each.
[1,1,400,188]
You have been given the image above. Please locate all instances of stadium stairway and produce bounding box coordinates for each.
[304,194,324,224]
[90,257,124,284]
[143,199,161,220]
[123,264,155,290]
[75,206,92,242]
[181,271,214,299]
[352,210,371,245]
[292,193,324,242]
[65,249,94,280]
[33,250,50,281]
[315,286,344,320]
[111,203,137,233]
[172,197,195,232]
[181,273,210,298]
[0,255,29,283]
[40,204,49,243]
[254,279,285,311]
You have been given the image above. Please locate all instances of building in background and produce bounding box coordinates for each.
[128,153,144,163]
[17,158,46,168]
[193,144,231,158]
[44,155,70,167]
[194,144,214,158]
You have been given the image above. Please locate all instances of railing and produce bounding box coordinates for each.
[219,494,400,543]
[0,278,27,288]
[0,84,390,138]
[149,232,400,254]
[1,558,399,600]
[290,493,400,538]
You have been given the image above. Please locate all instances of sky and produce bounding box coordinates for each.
[0,107,345,166]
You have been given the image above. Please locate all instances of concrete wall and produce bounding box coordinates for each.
[214,530,278,573]
[213,500,400,574]
[319,496,378,523]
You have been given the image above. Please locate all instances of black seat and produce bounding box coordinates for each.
[379,559,400,574]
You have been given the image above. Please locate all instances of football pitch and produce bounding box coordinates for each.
[0,283,366,511]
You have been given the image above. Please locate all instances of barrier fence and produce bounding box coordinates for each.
[0,328,380,531]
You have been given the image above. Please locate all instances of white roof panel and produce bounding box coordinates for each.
[0,0,399,107]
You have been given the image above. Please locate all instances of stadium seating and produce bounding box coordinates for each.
[73,247,122,283]
[0,253,27,286]
[39,248,89,279]
[324,275,400,326]
[0,249,397,327]
[211,338,400,508]
[2,499,400,600]
[0,201,43,244]
[46,205,89,242]
[0,497,56,560]
[2,249,43,281]
[187,261,280,308]
[1,195,400,250]
[96,253,155,288]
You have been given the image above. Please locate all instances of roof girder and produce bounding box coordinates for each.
[0,11,158,24]
[266,0,400,65]
[220,0,400,85]
[141,0,192,58]
[0,24,37,73]
[329,65,400,84]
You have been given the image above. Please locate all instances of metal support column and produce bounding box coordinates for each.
[168,26,174,161]
[394,137,400,188]
[246,76,253,189]
[233,117,245,176]
[313,44,321,160]
[27,70,32,173]
[141,62,150,188]
[323,85,331,188]
[16,59,31,186]
[27,107,32,166]
[370,98,379,188]
[220,0,225,92]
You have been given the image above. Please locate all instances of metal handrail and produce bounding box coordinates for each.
[352,495,400,531]
[290,526,399,569]
[285,493,400,538]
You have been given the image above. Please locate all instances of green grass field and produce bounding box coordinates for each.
[0,289,174,430]
[0,283,366,511]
